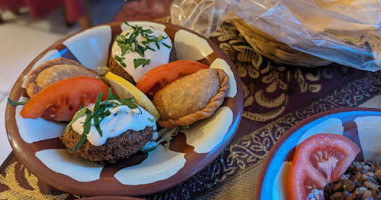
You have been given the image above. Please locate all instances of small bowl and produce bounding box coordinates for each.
[255,107,381,199]
[5,21,243,196]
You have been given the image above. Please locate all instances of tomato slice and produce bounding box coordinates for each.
[135,60,209,96]
[287,134,360,200]
[20,76,110,121]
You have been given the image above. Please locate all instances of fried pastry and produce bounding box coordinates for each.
[153,68,229,128]
[25,57,98,97]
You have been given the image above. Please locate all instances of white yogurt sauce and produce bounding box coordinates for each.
[72,103,156,146]
[111,27,172,82]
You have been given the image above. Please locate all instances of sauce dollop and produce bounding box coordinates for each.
[111,26,172,82]
[72,103,156,146]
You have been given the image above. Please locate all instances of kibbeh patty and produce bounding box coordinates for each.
[60,126,154,163]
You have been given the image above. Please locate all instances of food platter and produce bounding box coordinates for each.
[79,196,141,200]
[255,107,381,199]
[5,21,243,196]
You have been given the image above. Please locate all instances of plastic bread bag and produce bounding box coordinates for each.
[170,0,230,37]
[170,0,381,71]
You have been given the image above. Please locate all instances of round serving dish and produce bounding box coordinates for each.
[255,107,381,199]
[79,196,142,200]
[5,21,243,196]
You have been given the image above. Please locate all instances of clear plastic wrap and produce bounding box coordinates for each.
[170,0,381,71]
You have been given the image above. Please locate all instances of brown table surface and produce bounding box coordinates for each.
[2,1,381,200]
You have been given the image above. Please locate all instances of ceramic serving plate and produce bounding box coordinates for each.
[79,196,142,200]
[255,107,381,199]
[5,21,243,196]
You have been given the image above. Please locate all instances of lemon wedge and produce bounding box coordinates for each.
[105,72,160,120]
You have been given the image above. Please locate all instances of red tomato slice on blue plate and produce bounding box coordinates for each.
[287,133,360,200]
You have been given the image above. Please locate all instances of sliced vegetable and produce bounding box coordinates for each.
[20,76,110,121]
[135,60,209,96]
[287,134,360,200]
[105,72,160,120]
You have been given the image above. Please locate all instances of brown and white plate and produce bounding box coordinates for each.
[5,21,243,196]
[79,196,142,200]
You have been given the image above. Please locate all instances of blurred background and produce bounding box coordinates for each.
[0,0,173,101]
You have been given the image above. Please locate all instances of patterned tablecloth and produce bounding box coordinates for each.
[1,19,381,200]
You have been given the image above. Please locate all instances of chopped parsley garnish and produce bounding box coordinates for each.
[70,109,92,152]
[162,42,171,49]
[7,98,28,106]
[114,55,126,68]
[133,58,150,69]
[106,87,119,100]
[118,98,138,109]
[91,91,104,137]
[114,22,171,69]
[67,91,142,151]
[65,107,87,133]
[147,118,155,123]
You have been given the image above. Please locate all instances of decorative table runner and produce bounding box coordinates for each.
[1,20,381,200]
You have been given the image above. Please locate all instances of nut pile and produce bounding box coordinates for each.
[324,161,381,200]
